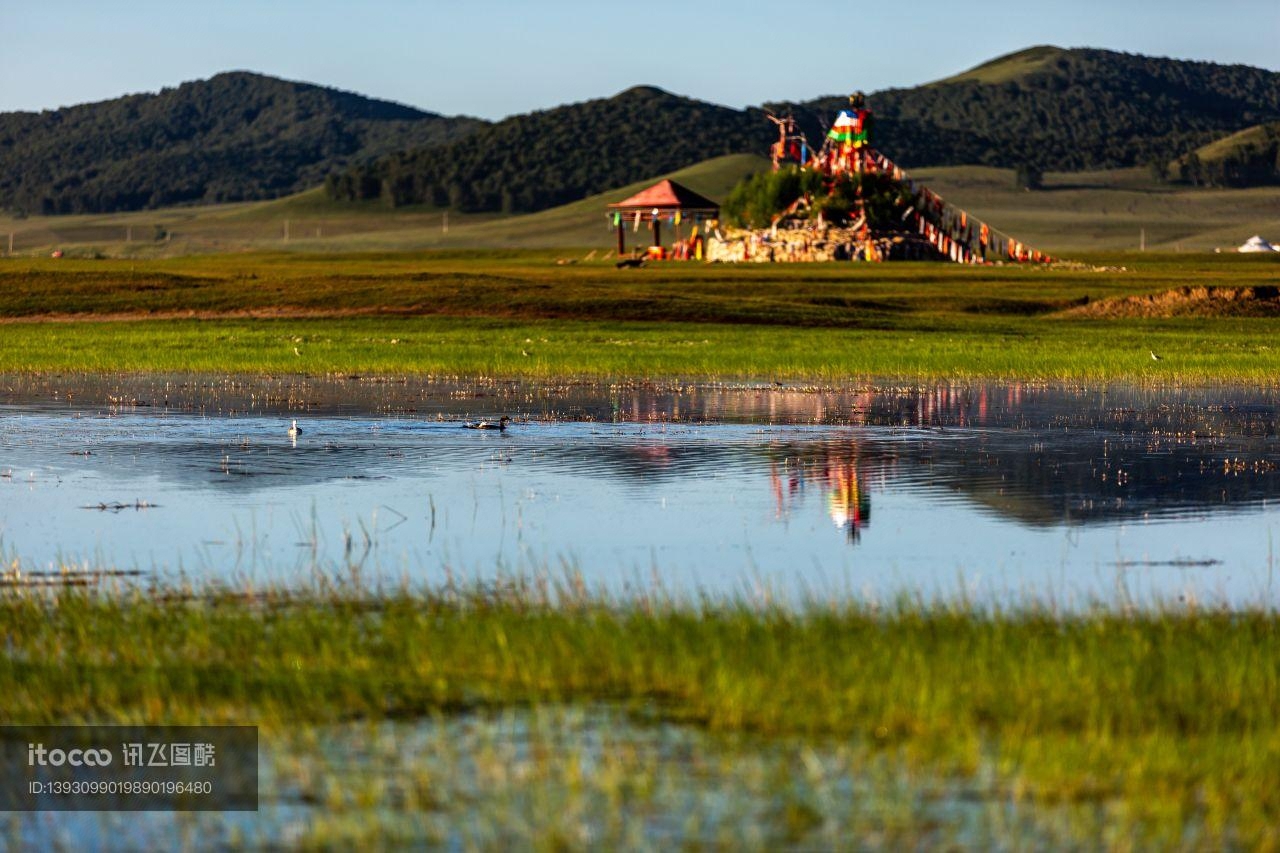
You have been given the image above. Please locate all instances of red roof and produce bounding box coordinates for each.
[609,179,719,211]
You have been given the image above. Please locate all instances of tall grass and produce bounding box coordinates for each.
[2,575,1278,847]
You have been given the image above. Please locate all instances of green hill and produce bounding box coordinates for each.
[0,72,484,215]
[1171,122,1280,186]
[932,45,1068,85]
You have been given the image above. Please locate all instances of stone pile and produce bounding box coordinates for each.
[706,224,944,263]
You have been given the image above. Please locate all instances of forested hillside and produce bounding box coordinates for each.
[0,72,483,214]
[785,47,1280,173]
[333,47,1280,213]
[325,86,771,212]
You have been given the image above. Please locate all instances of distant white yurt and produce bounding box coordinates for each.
[1238,235,1277,253]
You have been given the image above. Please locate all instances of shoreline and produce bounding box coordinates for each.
[5,371,1280,416]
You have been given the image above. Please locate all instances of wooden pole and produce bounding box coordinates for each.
[616,220,625,256]
[653,217,661,251]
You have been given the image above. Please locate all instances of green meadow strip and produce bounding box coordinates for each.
[0,315,1277,382]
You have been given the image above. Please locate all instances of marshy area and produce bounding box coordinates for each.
[3,374,1280,847]
[3,247,1280,848]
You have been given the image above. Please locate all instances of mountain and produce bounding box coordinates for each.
[335,47,1280,213]
[783,46,1280,173]
[325,86,772,212]
[0,72,484,214]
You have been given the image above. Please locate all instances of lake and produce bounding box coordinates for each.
[2,375,1278,607]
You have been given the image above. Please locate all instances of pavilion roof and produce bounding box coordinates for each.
[608,179,719,211]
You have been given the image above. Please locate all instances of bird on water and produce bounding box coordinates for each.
[287,419,302,437]
[463,416,511,431]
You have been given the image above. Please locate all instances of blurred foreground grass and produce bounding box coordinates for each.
[2,575,1277,847]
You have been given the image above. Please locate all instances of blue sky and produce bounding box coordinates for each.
[4,1,1278,118]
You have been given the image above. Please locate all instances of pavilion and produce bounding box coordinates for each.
[607,179,719,259]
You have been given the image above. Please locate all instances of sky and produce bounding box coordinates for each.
[4,0,1278,118]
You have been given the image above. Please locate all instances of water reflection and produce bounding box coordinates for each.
[2,378,1279,604]
[771,456,873,544]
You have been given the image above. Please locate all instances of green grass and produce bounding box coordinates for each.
[3,577,1278,847]
[2,314,1278,383]
[0,252,1278,382]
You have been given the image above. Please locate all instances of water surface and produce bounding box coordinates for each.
[2,377,1278,606]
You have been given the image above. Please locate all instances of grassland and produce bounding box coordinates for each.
[913,164,1280,253]
[3,577,1277,847]
[0,251,1277,382]
[2,155,1278,256]
[0,155,768,257]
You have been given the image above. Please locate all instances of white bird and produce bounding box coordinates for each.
[1150,350,1163,361]
[287,419,302,437]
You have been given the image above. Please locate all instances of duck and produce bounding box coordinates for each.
[463,416,511,431]
[287,419,302,437]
